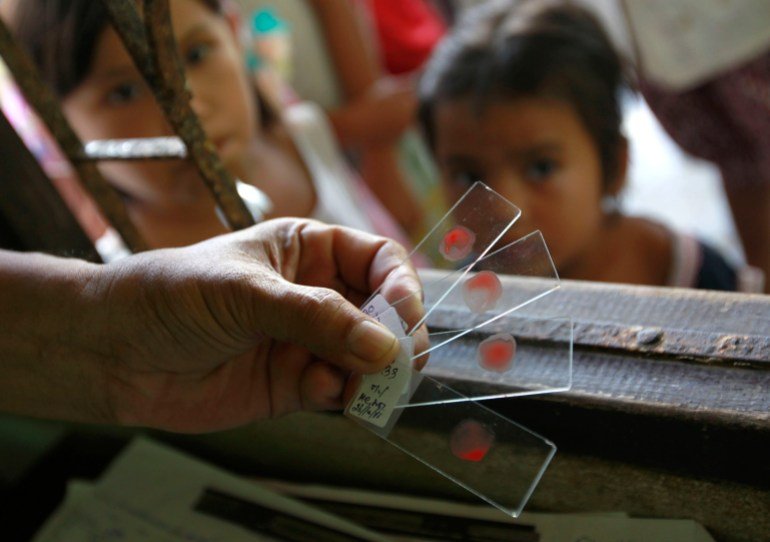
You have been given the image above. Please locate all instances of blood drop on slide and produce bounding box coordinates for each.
[477,333,516,373]
[463,270,503,313]
[440,225,476,262]
[450,419,495,462]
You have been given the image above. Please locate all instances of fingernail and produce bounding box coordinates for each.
[348,320,397,364]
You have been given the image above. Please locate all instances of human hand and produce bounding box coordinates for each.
[82,219,426,433]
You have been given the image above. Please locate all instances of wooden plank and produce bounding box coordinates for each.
[0,111,100,260]
[146,276,770,539]
[0,18,147,253]
[427,337,770,425]
[420,270,770,364]
[417,271,770,481]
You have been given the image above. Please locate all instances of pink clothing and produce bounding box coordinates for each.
[365,0,446,75]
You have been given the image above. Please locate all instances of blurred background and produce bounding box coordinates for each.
[1,0,767,289]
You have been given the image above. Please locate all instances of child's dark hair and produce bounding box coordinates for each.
[419,0,632,187]
[9,0,222,98]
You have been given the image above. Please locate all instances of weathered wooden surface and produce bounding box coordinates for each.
[0,111,100,260]
[161,277,769,542]
[420,270,770,365]
[99,0,255,231]
[0,18,147,253]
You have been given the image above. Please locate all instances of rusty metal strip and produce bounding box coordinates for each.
[0,19,148,253]
[99,0,255,231]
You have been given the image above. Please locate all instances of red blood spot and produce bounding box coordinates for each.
[440,225,476,262]
[462,270,503,313]
[477,333,516,373]
[459,448,487,462]
[450,419,495,463]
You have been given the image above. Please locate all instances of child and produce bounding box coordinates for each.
[4,0,401,249]
[418,0,742,290]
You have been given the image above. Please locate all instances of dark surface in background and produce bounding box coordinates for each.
[5,390,766,541]
[0,431,127,542]
[1,427,541,542]
[0,211,24,252]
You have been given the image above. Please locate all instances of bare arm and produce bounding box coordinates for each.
[307,0,417,146]
[307,0,424,234]
[308,0,379,101]
[0,251,110,422]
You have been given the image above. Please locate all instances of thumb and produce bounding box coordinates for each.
[258,281,399,373]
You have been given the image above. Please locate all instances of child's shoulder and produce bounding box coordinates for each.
[603,216,672,286]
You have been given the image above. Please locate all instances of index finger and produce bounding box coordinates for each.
[296,222,427,351]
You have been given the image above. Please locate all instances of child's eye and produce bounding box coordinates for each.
[106,82,143,105]
[525,158,558,182]
[185,42,213,67]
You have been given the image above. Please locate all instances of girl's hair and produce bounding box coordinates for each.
[9,0,222,98]
[418,0,632,187]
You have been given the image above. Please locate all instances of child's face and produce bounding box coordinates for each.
[63,0,256,210]
[434,96,611,271]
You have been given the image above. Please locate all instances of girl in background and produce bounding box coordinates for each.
[418,0,742,290]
